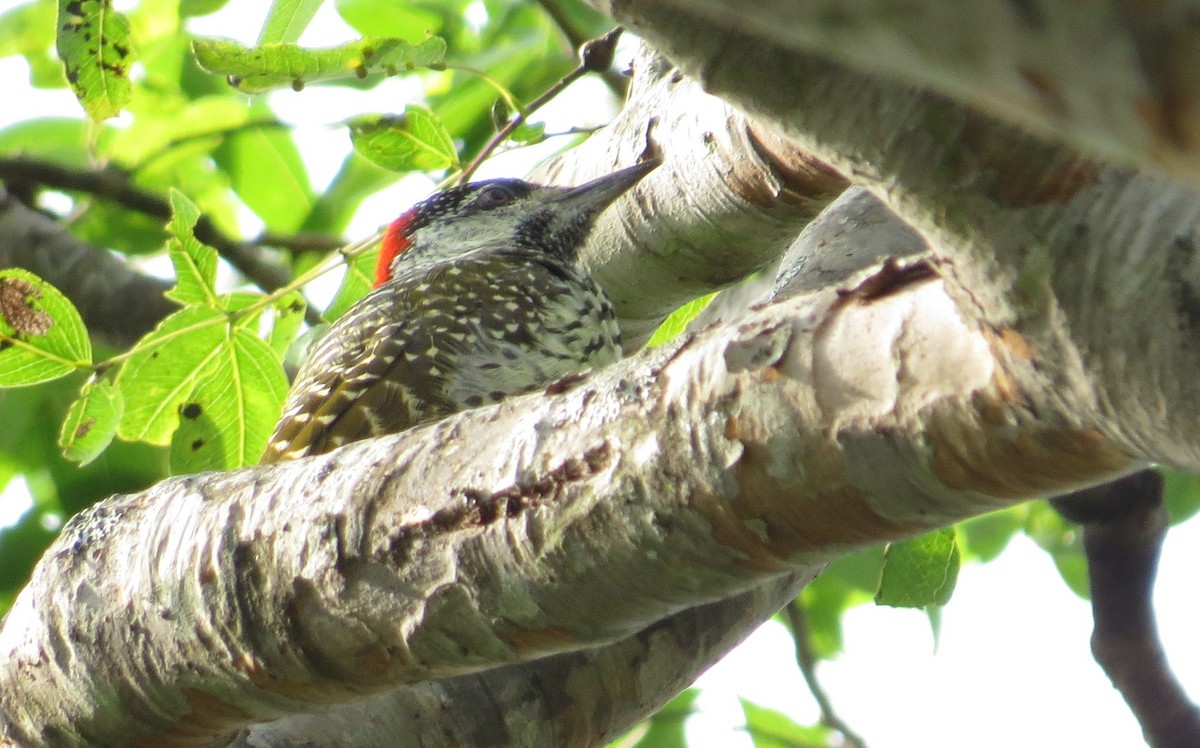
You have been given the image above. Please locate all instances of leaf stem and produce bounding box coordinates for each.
[0,333,91,370]
[92,231,382,372]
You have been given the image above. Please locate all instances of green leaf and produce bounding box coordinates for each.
[108,92,250,166]
[739,699,830,748]
[1050,548,1090,599]
[56,0,136,120]
[212,109,314,233]
[0,1,61,89]
[258,0,322,44]
[1024,500,1089,598]
[28,51,70,88]
[876,528,961,608]
[70,201,170,256]
[1162,468,1200,524]
[180,0,229,17]
[114,306,227,444]
[348,106,459,172]
[114,306,288,470]
[646,293,717,347]
[266,291,306,358]
[0,450,18,498]
[0,2,55,57]
[169,328,287,472]
[192,35,446,93]
[224,291,267,329]
[165,190,221,307]
[335,0,442,40]
[0,270,91,386]
[324,243,378,321]
[959,507,1022,562]
[59,378,123,465]
[509,120,546,144]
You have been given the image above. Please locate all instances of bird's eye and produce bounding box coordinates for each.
[473,184,520,210]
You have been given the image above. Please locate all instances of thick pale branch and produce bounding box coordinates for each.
[8,10,1200,746]
[539,45,847,348]
[600,0,1200,185]
[612,10,1200,468]
[235,572,812,747]
[0,244,1145,742]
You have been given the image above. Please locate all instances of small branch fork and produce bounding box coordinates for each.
[1052,471,1200,748]
[457,27,624,184]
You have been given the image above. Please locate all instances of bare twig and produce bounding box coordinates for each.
[1052,471,1200,748]
[457,28,624,184]
[783,599,869,748]
[532,0,629,95]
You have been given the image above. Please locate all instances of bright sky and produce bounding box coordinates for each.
[1,2,1197,746]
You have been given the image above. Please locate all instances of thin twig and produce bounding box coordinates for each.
[532,0,628,95]
[783,599,869,748]
[0,157,337,325]
[457,27,624,184]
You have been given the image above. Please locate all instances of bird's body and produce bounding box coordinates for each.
[260,161,654,463]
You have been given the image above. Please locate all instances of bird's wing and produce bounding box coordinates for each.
[438,257,620,407]
[259,273,464,463]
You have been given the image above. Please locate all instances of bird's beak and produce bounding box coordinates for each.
[555,159,659,216]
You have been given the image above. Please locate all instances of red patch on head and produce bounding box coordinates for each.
[375,212,414,287]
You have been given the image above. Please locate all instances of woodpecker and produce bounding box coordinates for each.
[260,160,657,463]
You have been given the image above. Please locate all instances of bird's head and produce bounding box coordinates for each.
[374,159,658,287]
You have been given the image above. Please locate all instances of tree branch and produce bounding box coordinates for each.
[233,572,813,746]
[783,599,868,748]
[1053,472,1200,748]
[595,0,1200,186]
[0,157,337,326]
[538,44,847,348]
[8,8,1200,744]
[612,5,1200,467]
[0,185,176,348]
[0,221,1160,740]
